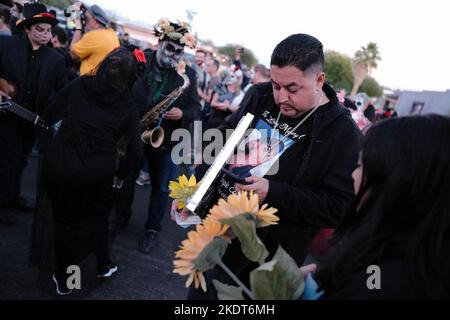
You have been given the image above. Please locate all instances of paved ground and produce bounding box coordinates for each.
[0,156,191,300]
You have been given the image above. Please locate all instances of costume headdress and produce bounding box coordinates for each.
[153,18,196,49]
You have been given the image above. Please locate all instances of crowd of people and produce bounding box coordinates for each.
[0,1,448,299]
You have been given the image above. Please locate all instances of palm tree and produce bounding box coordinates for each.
[350,42,381,97]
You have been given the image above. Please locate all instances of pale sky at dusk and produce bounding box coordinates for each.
[85,0,450,92]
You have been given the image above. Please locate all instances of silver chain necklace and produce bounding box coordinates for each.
[265,92,324,159]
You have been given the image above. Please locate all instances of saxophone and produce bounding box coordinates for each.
[140,66,190,148]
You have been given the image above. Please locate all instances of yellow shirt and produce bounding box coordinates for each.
[72,28,120,75]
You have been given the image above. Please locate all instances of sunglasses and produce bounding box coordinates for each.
[165,43,184,55]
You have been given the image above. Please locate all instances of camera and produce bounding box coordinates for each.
[64,3,86,31]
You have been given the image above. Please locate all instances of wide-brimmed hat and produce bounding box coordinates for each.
[16,2,57,29]
[87,4,109,26]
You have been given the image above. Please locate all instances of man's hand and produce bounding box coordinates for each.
[73,1,83,29]
[112,176,124,189]
[74,1,82,10]
[197,87,204,100]
[235,46,242,59]
[235,176,269,205]
[215,100,230,111]
[299,264,317,277]
[163,107,183,121]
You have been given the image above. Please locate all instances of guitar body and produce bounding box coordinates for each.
[0,78,18,99]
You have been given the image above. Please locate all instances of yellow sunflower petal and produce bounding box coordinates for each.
[199,272,207,292]
[179,175,189,187]
[185,272,195,288]
[187,175,197,187]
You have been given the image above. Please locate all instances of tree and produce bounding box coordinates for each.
[41,0,73,10]
[218,44,258,67]
[324,50,354,92]
[198,38,215,47]
[350,42,381,97]
[358,76,383,97]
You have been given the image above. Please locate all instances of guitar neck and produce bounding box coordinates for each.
[1,101,48,130]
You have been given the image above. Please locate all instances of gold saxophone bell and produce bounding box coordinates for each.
[141,127,165,148]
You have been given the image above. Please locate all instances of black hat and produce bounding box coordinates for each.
[16,2,57,29]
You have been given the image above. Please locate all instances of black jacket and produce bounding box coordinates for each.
[43,77,142,186]
[131,51,201,153]
[320,258,440,299]
[202,82,362,265]
[0,34,67,117]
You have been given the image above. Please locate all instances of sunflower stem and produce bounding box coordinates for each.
[214,256,255,300]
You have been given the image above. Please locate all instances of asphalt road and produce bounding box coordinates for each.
[0,156,191,300]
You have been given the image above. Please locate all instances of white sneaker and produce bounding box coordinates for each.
[136,174,150,186]
[52,274,73,295]
[97,264,118,278]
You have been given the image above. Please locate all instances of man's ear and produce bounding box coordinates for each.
[316,72,326,87]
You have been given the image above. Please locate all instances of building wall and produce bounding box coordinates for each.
[396,90,450,116]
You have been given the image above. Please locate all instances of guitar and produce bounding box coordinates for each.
[0,100,49,130]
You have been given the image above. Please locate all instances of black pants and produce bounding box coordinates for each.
[48,180,113,276]
[0,118,35,207]
[110,163,142,230]
[144,151,179,232]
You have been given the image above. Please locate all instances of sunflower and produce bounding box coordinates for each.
[208,191,279,227]
[173,218,228,291]
[169,174,198,209]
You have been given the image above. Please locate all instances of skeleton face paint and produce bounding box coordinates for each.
[156,40,184,69]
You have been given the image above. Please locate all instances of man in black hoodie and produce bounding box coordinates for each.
[189,33,361,299]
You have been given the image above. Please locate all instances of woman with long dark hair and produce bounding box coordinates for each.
[42,47,142,295]
[314,115,450,299]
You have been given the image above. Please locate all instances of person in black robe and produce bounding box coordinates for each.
[41,47,142,295]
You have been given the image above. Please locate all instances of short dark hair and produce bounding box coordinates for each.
[0,7,11,24]
[210,58,220,70]
[253,64,269,78]
[52,25,67,46]
[270,33,324,73]
[196,49,207,56]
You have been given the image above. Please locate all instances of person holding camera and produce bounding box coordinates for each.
[69,2,119,75]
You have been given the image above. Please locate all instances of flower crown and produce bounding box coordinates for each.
[154,18,196,49]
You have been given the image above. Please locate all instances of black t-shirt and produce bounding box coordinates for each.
[216,102,329,200]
